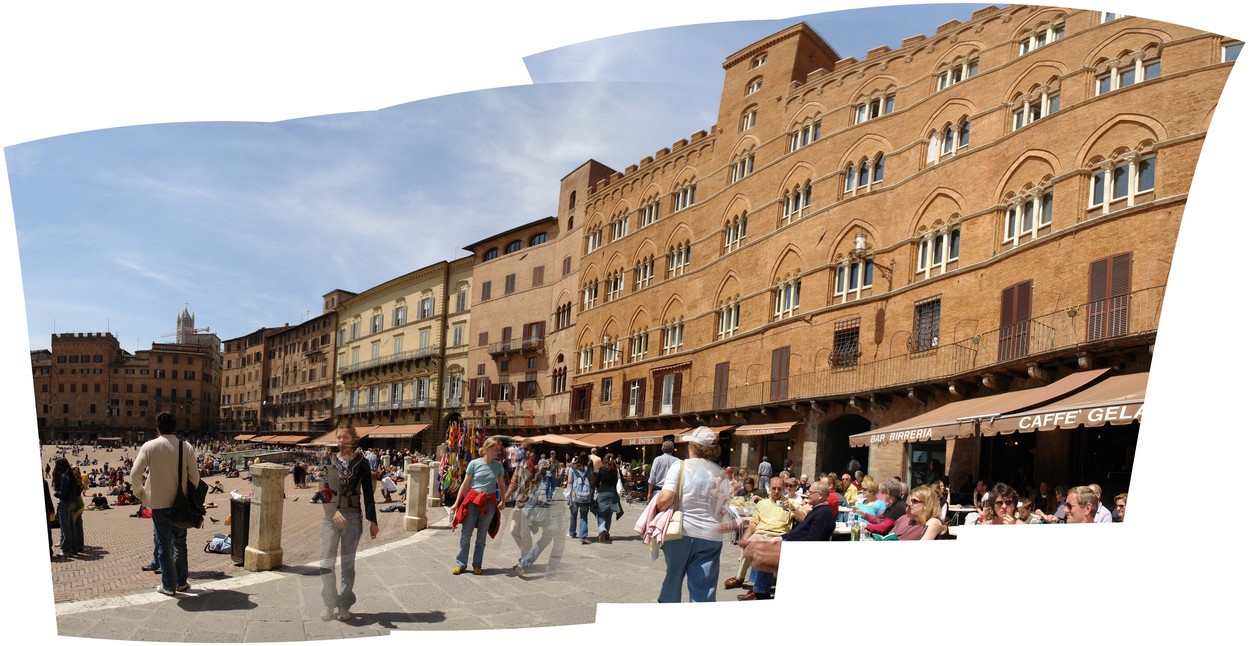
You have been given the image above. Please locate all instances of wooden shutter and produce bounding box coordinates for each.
[536,321,546,339]
[478,332,489,347]
[653,374,664,415]
[998,281,1032,361]
[713,362,730,409]
[533,265,545,287]
[770,346,790,401]
[635,377,646,416]
[620,379,630,417]
[1088,253,1131,340]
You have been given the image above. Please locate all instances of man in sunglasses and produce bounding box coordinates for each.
[1064,486,1098,524]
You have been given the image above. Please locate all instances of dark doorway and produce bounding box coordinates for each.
[1067,423,1138,500]
[978,432,1037,493]
[819,414,871,476]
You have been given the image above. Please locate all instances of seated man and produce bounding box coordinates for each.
[90,492,110,509]
[731,477,795,601]
[1065,486,1098,524]
[782,482,836,542]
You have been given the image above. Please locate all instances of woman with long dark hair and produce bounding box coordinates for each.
[51,457,83,558]
[566,453,594,543]
[592,452,623,543]
[318,422,379,621]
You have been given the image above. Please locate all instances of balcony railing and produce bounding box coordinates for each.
[558,285,1164,426]
[487,336,545,357]
[337,347,440,376]
[334,396,435,416]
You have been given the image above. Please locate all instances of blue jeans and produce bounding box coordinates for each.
[320,508,363,611]
[751,567,776,595]
[544,476,557,501]
[511,504,555,569]
[150,508,188,592]
[567,502,590,538]
[56,500,81,554]
[594,504,614,533]
[658,536,723,602]
[456,503,495,568]
[149,522,163,567]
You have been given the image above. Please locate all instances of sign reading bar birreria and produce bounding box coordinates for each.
[985,402,1143,435]
[868,427,935,444]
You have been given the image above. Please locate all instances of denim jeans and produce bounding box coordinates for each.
[320,508,363,611]
[456,502,495,568]
[544,476,557,501]
[56,500,80,554]
[567,502,590,538]
[510,504,555,569]
[150,508,188,592]
[593,504,614,533]
[658,536,723,602]
[149,521,163,567]
[750,567,776,595]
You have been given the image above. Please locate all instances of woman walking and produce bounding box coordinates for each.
[654,427,734,602]
[450,436,506,574]
[592,452,623,543]
[52,458,83,558]
[318,422,379,621]
[566,453,594,544]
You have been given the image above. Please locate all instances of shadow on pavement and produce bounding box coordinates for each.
[187,570,231,581]
[281,564,322,577]
[344,610,446,629]
[175,589,257,612]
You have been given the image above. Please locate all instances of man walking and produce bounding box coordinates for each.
[757,455,773,482]
[647,440,680,501]
[130,412,200,596]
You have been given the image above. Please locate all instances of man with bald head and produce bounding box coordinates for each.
[1088,483,1114,523]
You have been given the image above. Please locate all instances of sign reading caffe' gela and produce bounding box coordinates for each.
[1007,402,1143,431]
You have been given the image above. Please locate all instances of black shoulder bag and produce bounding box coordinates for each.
[171,440,209,529]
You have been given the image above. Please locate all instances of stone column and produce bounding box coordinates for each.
[382,454,391,470]
[244,462,286,571]
[426,459,444,508]
[800,410,819,481]
[403,461,430,531]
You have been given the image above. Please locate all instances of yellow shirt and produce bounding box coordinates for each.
[845,484,858,505]
[751,497,794,535]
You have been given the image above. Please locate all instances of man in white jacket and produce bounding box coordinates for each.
[130,412,200,596]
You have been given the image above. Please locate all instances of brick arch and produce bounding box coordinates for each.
[929,41,987,74]
[919,97,977,136]
[579,261,601,284]
[993,151,1063,200]
[715,271,743,304]
[786,101,827,130]
[575,327,597,348]
[603,251,627,272]
[662,223,695,250]
[1011,8,1070,38]
[554,288,573,304]
[827,219,885,263]
[667,165,699,193]
[598,317,621,340]
[628,307,652,333]
[1002,62,1068,103]
[1075,115,1167,167]
[776,161,816,194]
[585,210,606,232]
[1083,30,1173,68]
[770,245,804,283]
[848,75,901,103]
[837,132,893,167]
[721,194,752,219]
[908,188,967,233]
[608,198,632,218]
[632,239,658,264]
[659,294,686,325]
[731,136,761,157]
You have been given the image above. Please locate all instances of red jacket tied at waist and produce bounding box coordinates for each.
[451,488,501,538]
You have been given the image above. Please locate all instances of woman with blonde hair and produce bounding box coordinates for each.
[856,475,885,518]
[450,436,507,575]
[894,484,947,540]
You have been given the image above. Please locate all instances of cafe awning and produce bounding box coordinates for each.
[733,422,800,437]
[620,429,683,446]
[248,435,274,443]
[525,433,598,448]
[268,435,310,444]
[308,429,340,446]
[981,372,1147,436]
[233,434,255,441]
[360,424,428,439]
[848,369,1110,447]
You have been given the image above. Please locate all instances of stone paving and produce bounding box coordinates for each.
[46,446,751,640]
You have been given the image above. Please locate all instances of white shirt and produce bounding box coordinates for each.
[130,434,199,510]
[661,458,733,542]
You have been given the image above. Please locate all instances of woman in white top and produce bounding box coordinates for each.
[655,427,734,603]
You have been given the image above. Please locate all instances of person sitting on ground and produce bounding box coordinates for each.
[208,480,225,494]
[380,471,399,503]
[90,492,110,510]
[976,483,1023,525]
[116,490,135,506]
[892,484,947,540]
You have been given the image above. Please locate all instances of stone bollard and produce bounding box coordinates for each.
[244,462,287,571]
[382,454,391,470]
[425,459,444,508]
[403,461,430,531]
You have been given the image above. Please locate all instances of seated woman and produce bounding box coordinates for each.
[892,484,946,540]
[208,480,225,494]
[976,483,1023,525]
[855,477,907,535]
[856,476,885,518]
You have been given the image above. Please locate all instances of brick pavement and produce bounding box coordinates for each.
[44,446,419,604]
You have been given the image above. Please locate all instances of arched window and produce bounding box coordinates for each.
[1004,187,1055,247]
[483,247,499,261]
[723,214,748,253]
[916,226,961,279]
[529,232,548,246]
[1088,151,1156,214]
[1019,22,1065,55]
[782,182,812,225]
[928,119,971,164]
[872,154,885,183]
[774,278,802,319]
[504,240,522,254]
[568,191,577,211]
[936,56,978,91]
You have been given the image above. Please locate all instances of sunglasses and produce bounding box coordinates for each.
[993,500,1016,507]
[908,498,922,506]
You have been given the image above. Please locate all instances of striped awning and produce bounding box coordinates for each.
[733,422,800,437]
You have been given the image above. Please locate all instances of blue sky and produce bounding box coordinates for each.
[6,4,983,352]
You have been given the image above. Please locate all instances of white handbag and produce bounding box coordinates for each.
[663,460,684,541]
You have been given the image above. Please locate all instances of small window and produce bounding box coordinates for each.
[752,53,768,68]
[483,247,499,260]
[504,240,522,254]
[1225,42,1243,62]
[742,109,757,132]
[529,232,547,246]
[747,78,763,95]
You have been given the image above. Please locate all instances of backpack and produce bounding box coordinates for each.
[571,468,593,504]
[205,533,232,554]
